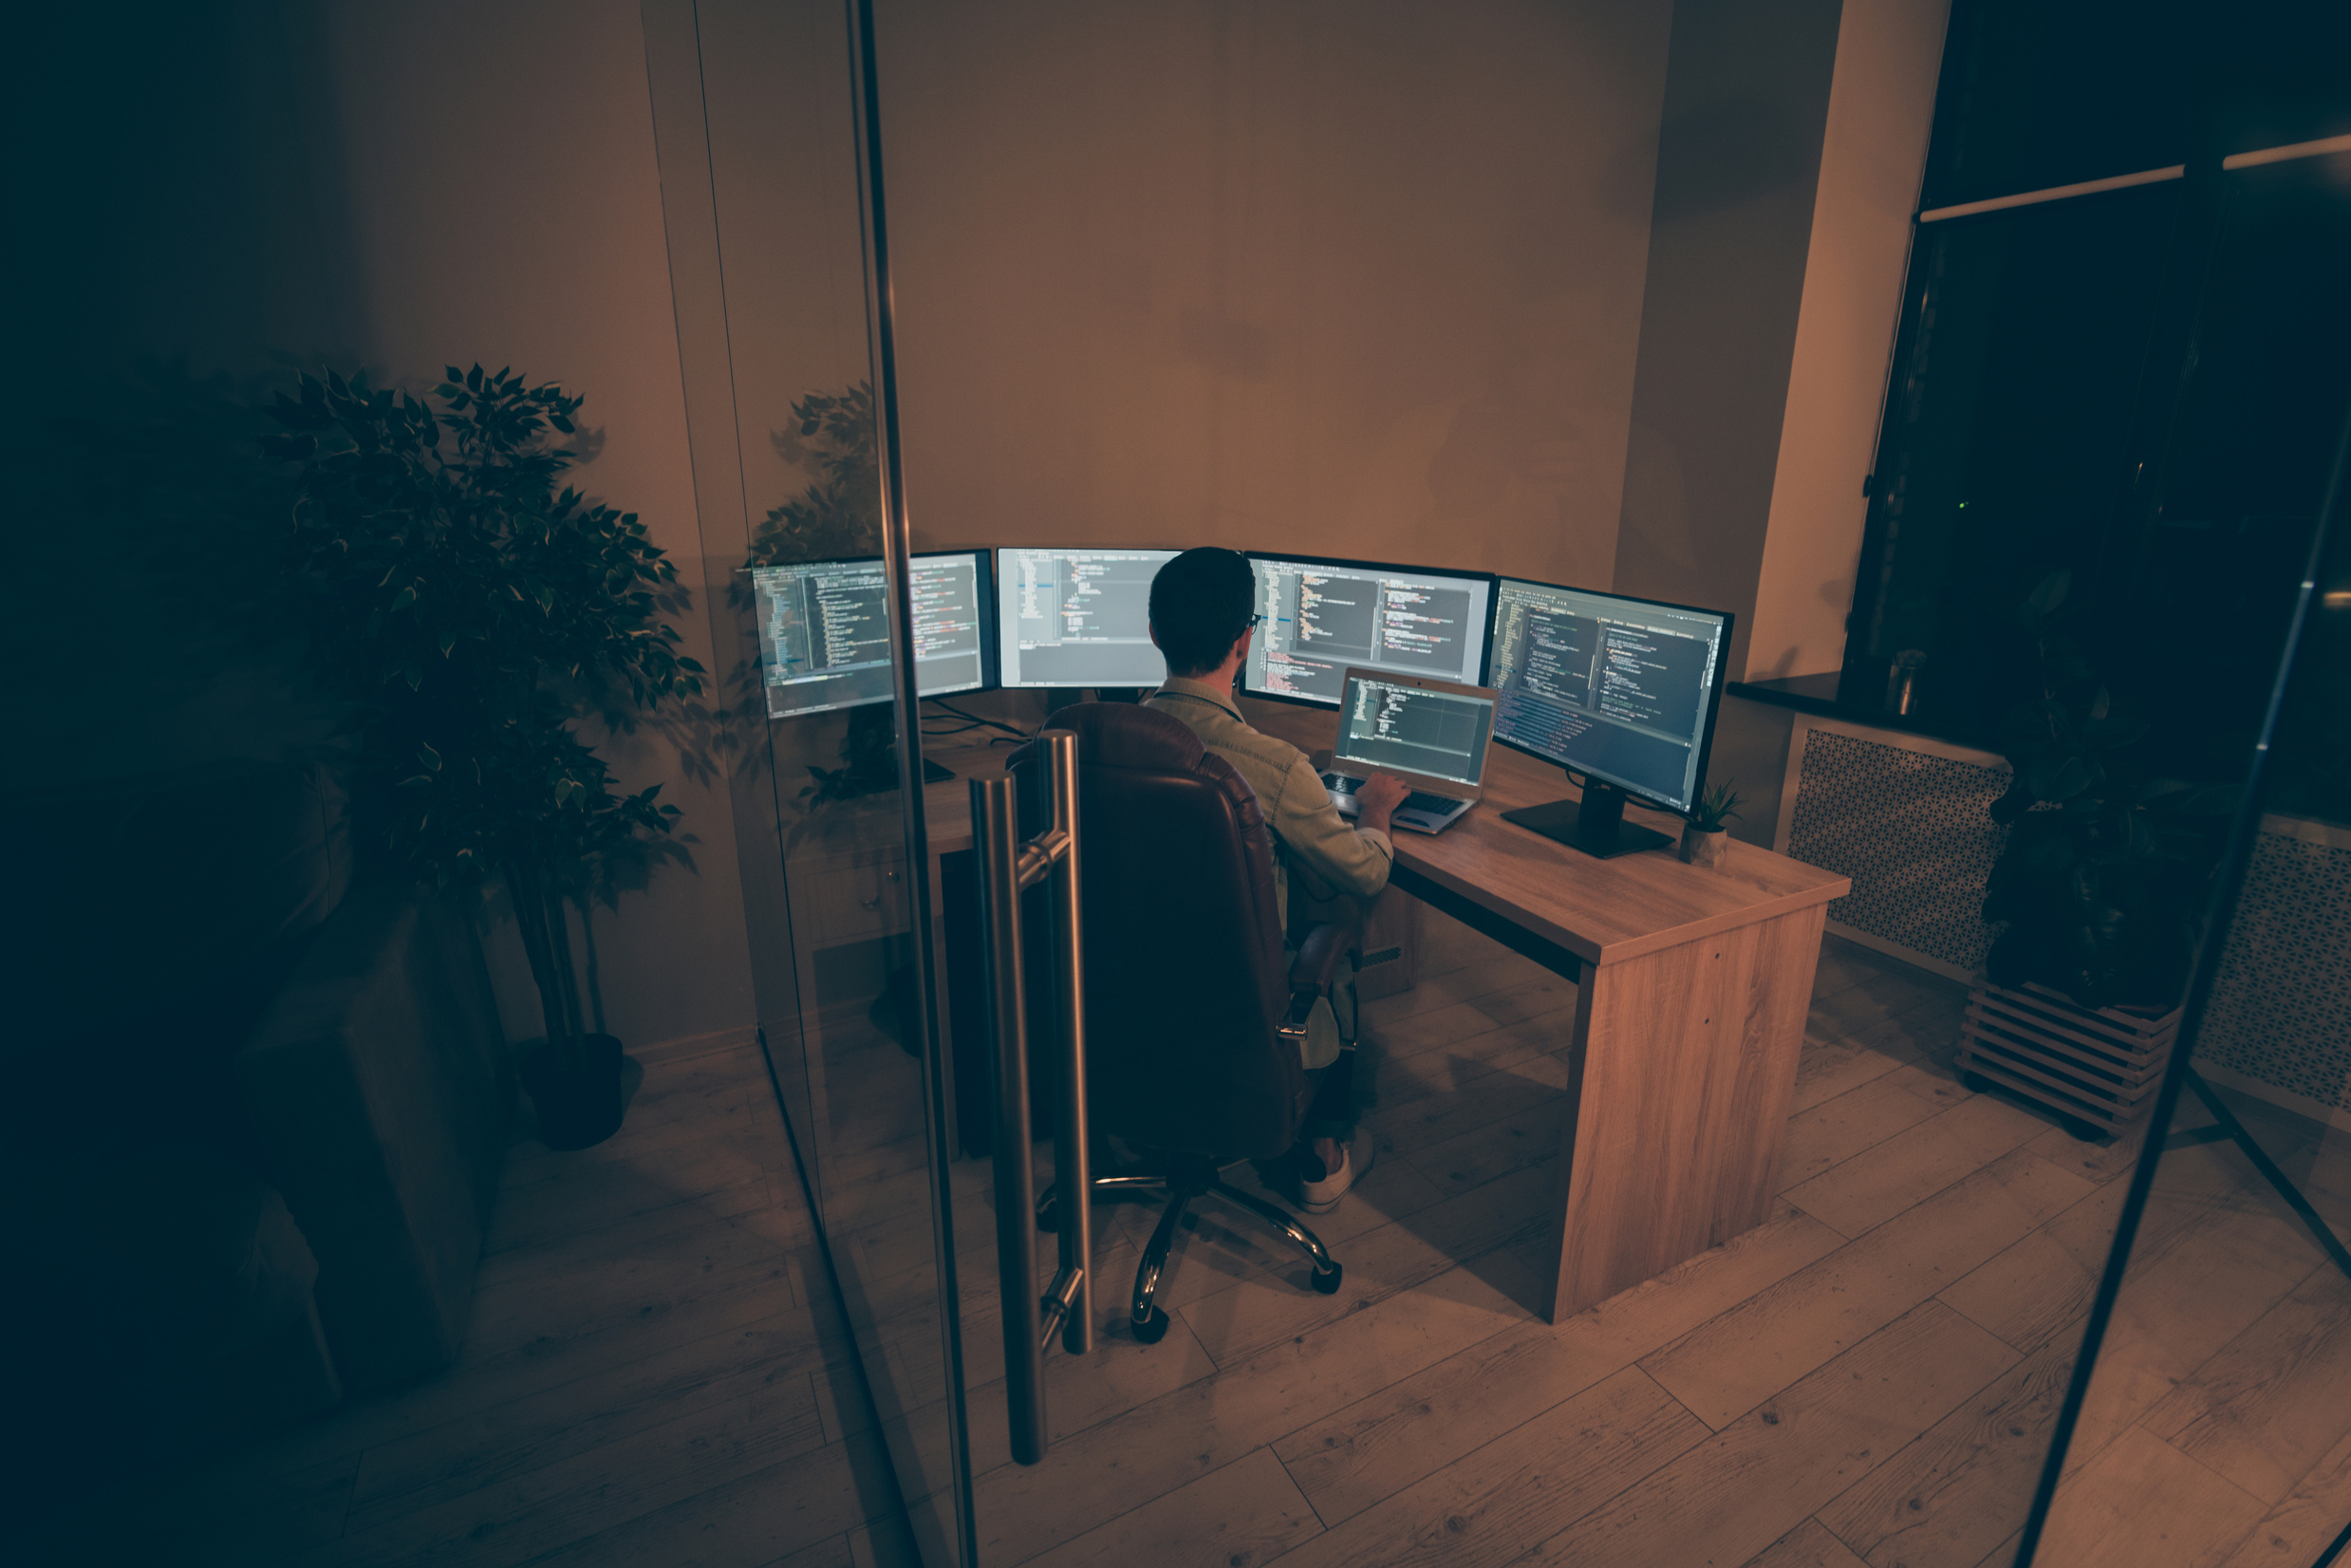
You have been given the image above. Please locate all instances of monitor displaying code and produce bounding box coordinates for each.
[1243,555,1493,705]
[752,551,991,719]
[995,547,1177,688]
[1335,676,1495,789]
[1488,578,1729,812]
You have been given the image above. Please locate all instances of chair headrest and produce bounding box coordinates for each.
[1040,701,1205,772]
[1036,701,1268,838]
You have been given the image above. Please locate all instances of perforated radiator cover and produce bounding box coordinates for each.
[1781,724,2009,978]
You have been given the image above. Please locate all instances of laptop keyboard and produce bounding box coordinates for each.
[1322,774,1462,814]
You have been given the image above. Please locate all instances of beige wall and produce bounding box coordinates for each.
[1610,0,1847,674]
[1745,0,1951,681]
[876,0,1675,589]
[320,0,756,1050]
[1601,0,1946,843]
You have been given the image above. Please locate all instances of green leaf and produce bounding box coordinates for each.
[2028,755,2095,801]
[2084,716,2148,748]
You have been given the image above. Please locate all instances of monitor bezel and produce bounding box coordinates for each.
[749,547,999,718]
[1239,551,1500,709]
[991,544,1183,691]
[1486,574,1736,820]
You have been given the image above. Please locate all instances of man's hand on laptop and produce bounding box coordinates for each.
[1356,771,1408,834]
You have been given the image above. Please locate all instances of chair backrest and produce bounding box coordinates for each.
[1012,704,1306,1160]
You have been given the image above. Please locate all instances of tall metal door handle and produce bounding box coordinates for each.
[971,729,1092,1467]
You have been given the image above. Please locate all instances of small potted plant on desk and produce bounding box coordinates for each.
[1680,781,1742,868]
[269,364,705,1149]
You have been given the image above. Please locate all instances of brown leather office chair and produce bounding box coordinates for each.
[1017,703,1349,1344]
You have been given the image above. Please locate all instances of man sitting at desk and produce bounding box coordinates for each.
[1145,547,1406,1212]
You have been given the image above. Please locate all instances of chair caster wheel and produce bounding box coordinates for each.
[1131,1306,1169,1344]
[1036,1195,1058,1234]
[1312,1263,1343,1296]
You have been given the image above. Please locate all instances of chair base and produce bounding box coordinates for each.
[1041,1155,1342,1342]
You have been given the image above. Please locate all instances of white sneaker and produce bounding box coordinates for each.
[1298,1133,1375,1214]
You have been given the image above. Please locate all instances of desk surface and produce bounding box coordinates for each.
[905,697,1847,969]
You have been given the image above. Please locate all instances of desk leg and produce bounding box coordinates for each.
[1539,904,1826,1321]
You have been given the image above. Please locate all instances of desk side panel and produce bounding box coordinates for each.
[1545,904,1825,1318]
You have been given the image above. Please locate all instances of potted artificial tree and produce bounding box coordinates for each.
[1962,569,2234,1138]
[268,364,705,1149]
[1680,781,1742,868]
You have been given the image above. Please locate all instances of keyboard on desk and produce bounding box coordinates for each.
[1323,772,1460,810]
[1321,772,1471,831]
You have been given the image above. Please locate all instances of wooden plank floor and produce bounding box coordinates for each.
[28,914,2346,1568]
[16,1032,916,1568]
[949,910,2351,1568]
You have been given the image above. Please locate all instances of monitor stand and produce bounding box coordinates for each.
[1502,777,1673,860]
[1041,687,1146,717]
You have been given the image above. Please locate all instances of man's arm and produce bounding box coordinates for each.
[1271,755,1397,900]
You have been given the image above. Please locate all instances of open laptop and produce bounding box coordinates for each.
[1321,668,1500,834]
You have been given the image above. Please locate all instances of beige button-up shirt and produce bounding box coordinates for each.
[1147,677,1391,1072]
[1146,674,1395,931]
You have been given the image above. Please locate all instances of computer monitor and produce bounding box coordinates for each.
[1487,577,1733,858]
[1242,553,1494,706]
[751,550,995,720]
[995,546,1178,689]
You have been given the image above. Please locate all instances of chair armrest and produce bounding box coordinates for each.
[1279,922,1353,1040]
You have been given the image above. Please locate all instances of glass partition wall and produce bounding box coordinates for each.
[644,3,964,1560]
[642,4,2349,1565]
[2014,156,2351,1566]
[1844,91,2351,1560]
[1838,12,2351,1545]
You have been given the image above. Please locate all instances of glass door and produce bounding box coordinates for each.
[644,2,970,1559]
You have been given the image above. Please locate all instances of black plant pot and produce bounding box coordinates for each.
[518,1034,626,1150]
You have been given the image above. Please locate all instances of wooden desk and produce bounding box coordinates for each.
[906,700,1848,1322]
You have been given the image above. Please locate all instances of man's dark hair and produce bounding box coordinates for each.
[1149,547,1256,676]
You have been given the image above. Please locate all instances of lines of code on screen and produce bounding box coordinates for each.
[1248,559,1490,704]
[1490,580,1725,812]
[997,548,1174,687]
[752,554,986,718]
[1337,680,1495,787]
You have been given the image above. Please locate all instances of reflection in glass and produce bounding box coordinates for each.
[2018,156,2351,1568]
